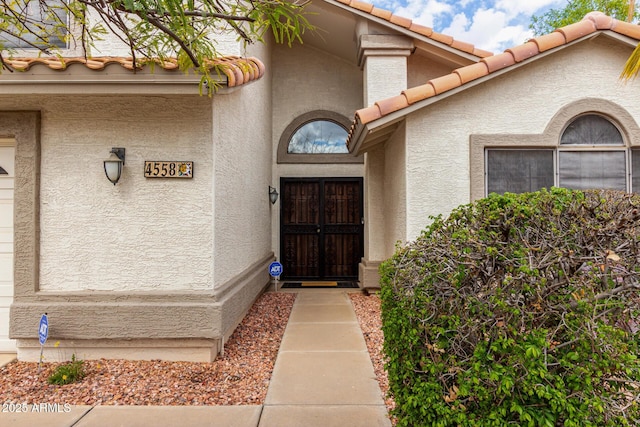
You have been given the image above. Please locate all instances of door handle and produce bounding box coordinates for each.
[317,227,320,233]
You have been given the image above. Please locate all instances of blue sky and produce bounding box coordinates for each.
[368,0,568,53]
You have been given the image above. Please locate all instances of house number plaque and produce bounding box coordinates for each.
[144,161,193,179]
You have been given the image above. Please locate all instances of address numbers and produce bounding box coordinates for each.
[144,161,193,179]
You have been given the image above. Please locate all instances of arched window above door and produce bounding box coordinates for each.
[277,110,363,164]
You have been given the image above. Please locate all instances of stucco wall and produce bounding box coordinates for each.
[404,36,640,241]
[0,94,214,292]
[407,54,455,88]
[384,124,407,255]
[212,42,274,289]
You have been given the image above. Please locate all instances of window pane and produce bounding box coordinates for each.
[559,151,626,190]
[288,120,349,154]
[0,0,67,49]
[487,150,554,195]
[561,115,623,146]
[632,149,640,193]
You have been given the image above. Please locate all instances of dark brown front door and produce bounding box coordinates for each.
[280,178,363,280]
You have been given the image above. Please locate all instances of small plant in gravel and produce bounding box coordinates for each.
[47,354,85,385]
[381,188,640,426]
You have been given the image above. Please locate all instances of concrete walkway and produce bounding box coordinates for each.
[0,289,392,427]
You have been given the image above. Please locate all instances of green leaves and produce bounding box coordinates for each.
[0,0,314,95]
[381,188,640,426]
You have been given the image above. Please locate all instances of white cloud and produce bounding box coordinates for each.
[377,0,568,53]
[442,8,533,52]
[394,0,453,28]
[495,0,565,18]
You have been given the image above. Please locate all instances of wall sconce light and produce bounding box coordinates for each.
[269,186,279,205]
[104,148,125,185]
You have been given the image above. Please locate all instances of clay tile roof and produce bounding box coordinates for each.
[428,73,462,95]
[556,19,597,43]
[506,41,540,63]
[2,55,265,87]
[531,31,567,52]
[611,19,640,39]
[454,62,489,84]
[336,0,492,58]
[402,84,436,104]
[375,94,410,116]
[480,51,516,73]
[348,11,640,149]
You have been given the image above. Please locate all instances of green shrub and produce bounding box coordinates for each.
[47,354,85,385]
[380,188,640,426]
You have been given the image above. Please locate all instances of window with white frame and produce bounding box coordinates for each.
[486,114,636,195]
[1,0,68,49]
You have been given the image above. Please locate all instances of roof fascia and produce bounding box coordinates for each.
[0,68,231,95]
[321,0,483,63]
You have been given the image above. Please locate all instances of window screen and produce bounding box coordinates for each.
[561,114,623,146]
[487,149,554,195]
[559,151,626,190]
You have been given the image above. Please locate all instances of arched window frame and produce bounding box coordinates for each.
[469,99,640,200]
[277,110,363,164]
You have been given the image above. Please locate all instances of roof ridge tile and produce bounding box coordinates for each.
[480,51,516,73]
[584,11,614,29]
[555,19,597,43]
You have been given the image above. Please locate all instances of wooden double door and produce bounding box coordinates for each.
[280,178,363,281]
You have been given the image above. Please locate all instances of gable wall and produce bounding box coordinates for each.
[407,54,457,87]
[403,36,640,241]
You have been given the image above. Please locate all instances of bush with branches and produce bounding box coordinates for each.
[380,188,640,426]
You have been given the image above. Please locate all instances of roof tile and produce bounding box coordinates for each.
[339,0,490,58]
[530,31,567,52]
[450,39,475,55]
[428,31,454,46]
[506,42,540,63]
[356,105,383,124]
[389,14,412,29]
[409,23,433,37]
[556,19,596,43]
[584,11,614,29]
[2,56,265,87]
[370,7,392,21]
[473,48,495,58]
[611,19,640,39]
[402,84,436,104]
[350,0,374,13]
[428,73,462,95]
[375,94,410,116]
[454,62,489,84]
[480,52,516,73]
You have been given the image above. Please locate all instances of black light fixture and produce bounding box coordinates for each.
[269,186,279,205]
[104,147,125,185]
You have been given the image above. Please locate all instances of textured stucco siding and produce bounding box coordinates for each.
[212,41,274,289]
[407,54,455,89]
[0,95,214,292]
[271,43,363,135]
[404,37,640,241]
[384,124,407,255]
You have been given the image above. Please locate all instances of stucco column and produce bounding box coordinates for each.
[358,35,412,288]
